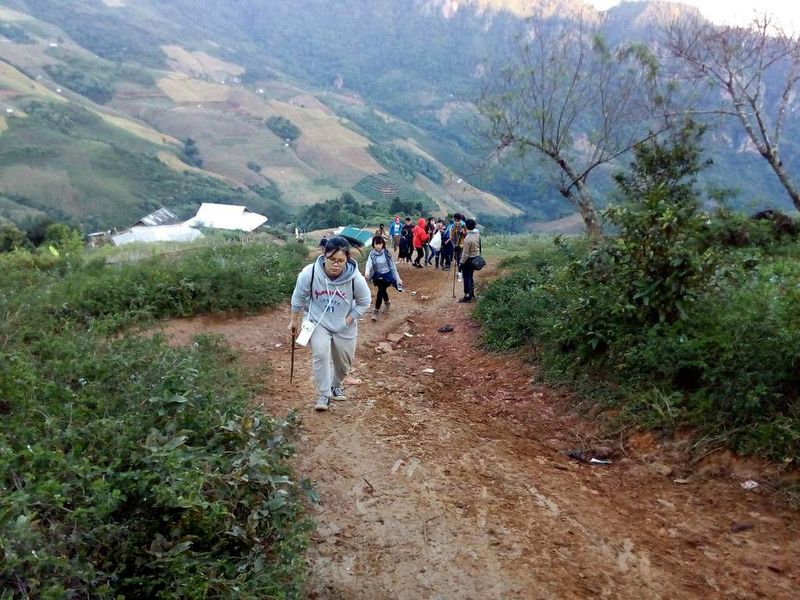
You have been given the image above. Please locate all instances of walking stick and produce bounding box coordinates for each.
[290,327,296,383]
[452,261,457,298]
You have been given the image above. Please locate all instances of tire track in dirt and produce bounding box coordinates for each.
[157,259,799,599]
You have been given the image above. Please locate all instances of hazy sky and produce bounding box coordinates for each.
[588,0,800,30]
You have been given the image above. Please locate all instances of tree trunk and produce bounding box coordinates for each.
[554,154,603,238]
[574,178,602,239]
[768,155,800,212]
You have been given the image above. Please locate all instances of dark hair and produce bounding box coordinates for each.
[465,218,477,230]
[371,235,385,247]
[323,235,351,258]
[405,217,411,222]
[454,213,462,220]
[436,218,444,224]
[378,223,385,228]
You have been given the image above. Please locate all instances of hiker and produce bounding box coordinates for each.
[388,215,403,251]
[451,213,467,282]
[412,217,429,268]
[440,218,453,270]
[364,235,403,321]
[458,218,480,303]
[429,219,445,269]
[289,236,371,411]
[374,223,388,241]
[423,217,436,266]
[398,224,413,263]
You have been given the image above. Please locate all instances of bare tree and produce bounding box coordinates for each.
[478,8,668,238]
[665,13,800,210]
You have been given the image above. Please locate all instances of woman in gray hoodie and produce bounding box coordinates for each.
[289,236,371,411]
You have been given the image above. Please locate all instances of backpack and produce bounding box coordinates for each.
[430,231,442,251]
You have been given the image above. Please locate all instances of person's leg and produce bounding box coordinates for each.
[454,247,463,279]
[375,281,389,308]
[330,333,357,398]
[309,326,334,399]
[434,250,440,269]
[462,262,475,298]
[414,247,423,266]
[379,281,391,309]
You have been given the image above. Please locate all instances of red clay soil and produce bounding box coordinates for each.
[157,259,798,600]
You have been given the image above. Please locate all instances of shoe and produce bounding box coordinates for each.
[314,396,331,411]
[457,274,463,281]
[457,296,472,303]
[371,309,379,321]
[384,300,391,312]
[330,386,347,401]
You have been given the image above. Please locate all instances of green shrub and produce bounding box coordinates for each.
[474,127,800,461]
[0,240,312,597]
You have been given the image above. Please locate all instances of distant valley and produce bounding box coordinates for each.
[0,0,798,232]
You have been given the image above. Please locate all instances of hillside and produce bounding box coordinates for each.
[1,0,799,232]
[0,2,521,231]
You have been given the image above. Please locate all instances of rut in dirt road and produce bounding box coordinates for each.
[159,260,799,600]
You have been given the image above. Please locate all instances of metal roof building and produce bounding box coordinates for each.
[133,207,181,227]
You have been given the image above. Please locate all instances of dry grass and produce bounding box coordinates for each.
[162,45,245,78]
[0,61,64,100]
[100,113,180,146]
[0,6,29,20]
[156,74,231,103]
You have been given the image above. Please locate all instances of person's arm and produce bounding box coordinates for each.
[387,252,401,284]
[289,264,312,331]
[459,236,474,265]
[364,254,373,280]
[347,273,372,324]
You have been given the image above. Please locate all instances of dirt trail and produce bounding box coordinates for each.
[159,260,798,599]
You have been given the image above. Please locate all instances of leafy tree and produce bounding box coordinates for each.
[478,6,671,238]
[665,13,800,210]
[587,122,716,327]
[182,138,203,168]
[0,223,25,252]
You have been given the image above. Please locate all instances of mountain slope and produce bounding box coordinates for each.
[0,1,522,230]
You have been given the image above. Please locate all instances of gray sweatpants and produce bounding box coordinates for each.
[310,325,357,397]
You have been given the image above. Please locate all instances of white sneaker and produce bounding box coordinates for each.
[330,386,347,401]
[457,274,463,282]
[314,396,330,411]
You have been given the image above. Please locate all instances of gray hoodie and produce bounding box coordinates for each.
[291,255,371,338]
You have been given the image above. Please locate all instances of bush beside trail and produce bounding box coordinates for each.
[0,240,312,598]
[477,128,800,463]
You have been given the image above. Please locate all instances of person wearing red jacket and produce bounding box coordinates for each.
[411,217,429,268]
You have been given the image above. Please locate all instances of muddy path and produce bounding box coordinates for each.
[158,259,798,599]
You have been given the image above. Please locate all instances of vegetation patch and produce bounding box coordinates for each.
[477,127,800,462]
[0,236,311,598]
[367,144,442,183]
[266,116,301,141]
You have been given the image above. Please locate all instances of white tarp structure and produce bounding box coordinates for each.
[183,203,268,232]
[112,224,204,246]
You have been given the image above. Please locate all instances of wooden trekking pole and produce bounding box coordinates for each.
[290,327,296,383]
[452,261,457,298]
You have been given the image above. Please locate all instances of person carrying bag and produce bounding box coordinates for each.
[457,218,482,302]
[289,236,371,411]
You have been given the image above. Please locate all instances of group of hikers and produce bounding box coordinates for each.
[291,213,482,411]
